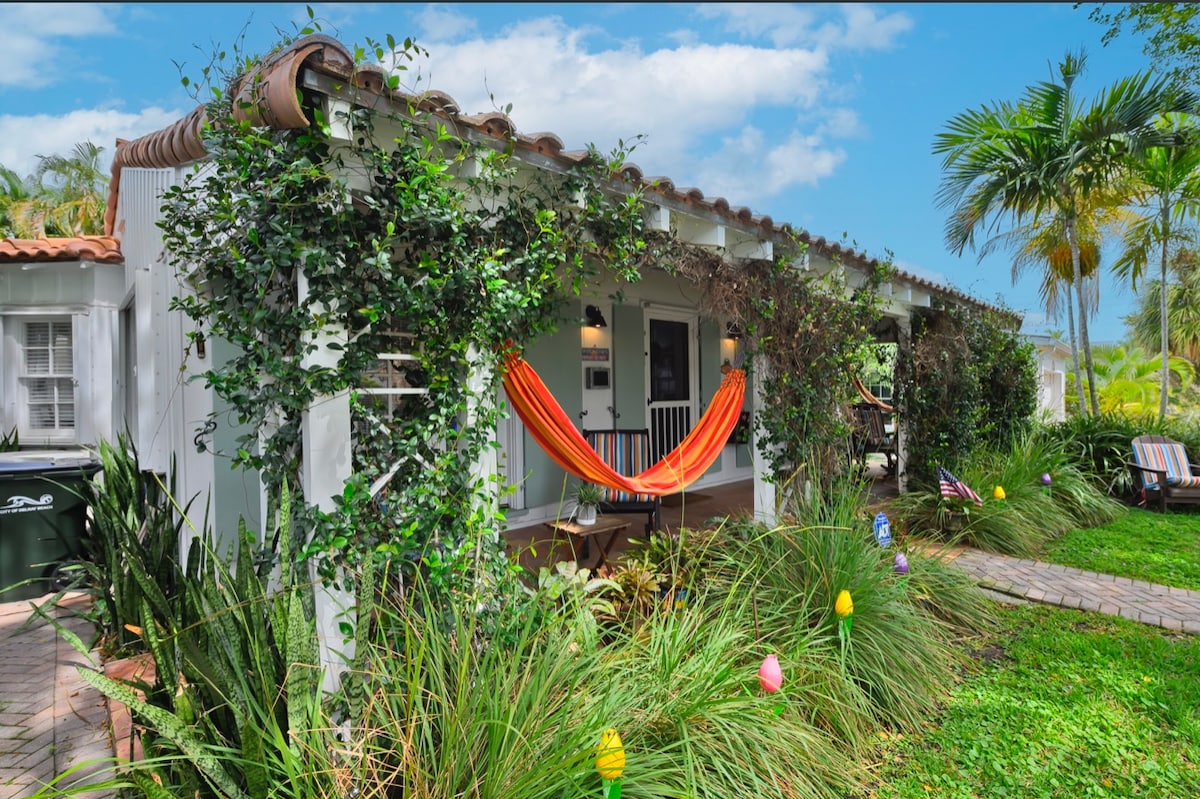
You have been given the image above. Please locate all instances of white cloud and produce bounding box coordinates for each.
[0,4,119,88]
[695,3,912,50]
[0,108,185,177]
[405,13,872,210]
[838,5,914,50]
[413,5,479,42]
[694,3,821,48]
[690,126,846,202]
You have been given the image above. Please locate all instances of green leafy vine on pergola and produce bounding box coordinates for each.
[158,35,661,591]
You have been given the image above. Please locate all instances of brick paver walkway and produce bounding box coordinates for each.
[0,594,113,799]
[949,548,1200,634]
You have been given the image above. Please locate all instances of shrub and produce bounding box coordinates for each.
[895,302,1038,489]
[891,431,1122,555]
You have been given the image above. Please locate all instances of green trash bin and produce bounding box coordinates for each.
[0,450,100,601]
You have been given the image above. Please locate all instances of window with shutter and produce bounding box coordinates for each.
[19,319,76,437]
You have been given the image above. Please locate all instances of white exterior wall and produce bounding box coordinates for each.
[1029,336,1068,422]
[117,166,216,526]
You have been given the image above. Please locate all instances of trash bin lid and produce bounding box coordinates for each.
[0,448,99,477]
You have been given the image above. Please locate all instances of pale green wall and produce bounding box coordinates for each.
[611,301,646,427]
[521,304,584,510]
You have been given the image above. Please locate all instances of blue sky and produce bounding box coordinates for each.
[0,3,1158,342]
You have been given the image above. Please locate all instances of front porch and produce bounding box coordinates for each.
[503,458,899,576]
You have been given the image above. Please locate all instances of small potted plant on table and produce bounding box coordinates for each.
[573,482,603,526]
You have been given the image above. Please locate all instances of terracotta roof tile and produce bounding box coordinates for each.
[0,236,123,264]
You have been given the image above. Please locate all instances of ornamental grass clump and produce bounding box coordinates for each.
[706,485,981,745]
[596,586,862,799]
[891,430,1121,556]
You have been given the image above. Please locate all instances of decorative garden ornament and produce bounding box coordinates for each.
[758,654,783,693]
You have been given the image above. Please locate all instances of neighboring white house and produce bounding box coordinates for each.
[1,34,1010,540]
[0,237,125,450]
[1027,333,1070,422]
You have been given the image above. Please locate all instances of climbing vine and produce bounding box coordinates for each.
[894,300,1037,488]
[158,32,650,591]
[667,235,892,506]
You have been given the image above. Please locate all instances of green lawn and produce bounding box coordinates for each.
[1044,507,1200,592]
[870,604,1200,798]
[867,506,1200,798]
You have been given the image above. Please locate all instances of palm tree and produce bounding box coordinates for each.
[934,50,1194,417]
[0,142,108,238]
[1112,115,1200,420]
[0,164,36,238]
[32,141,108,236]
[1125,246,1200,364]
[979,188,1130,382]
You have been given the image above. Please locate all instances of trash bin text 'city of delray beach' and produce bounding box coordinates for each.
[0,449,101,601]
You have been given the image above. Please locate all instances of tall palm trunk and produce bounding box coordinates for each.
[1159,202,1171,420]
[1064,283,1084,415]
[1065,213,1098,415]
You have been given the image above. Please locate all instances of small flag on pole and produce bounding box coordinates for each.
[937,465,982,507]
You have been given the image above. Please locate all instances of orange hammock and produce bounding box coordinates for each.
[852,375,894,414]
[502,351,746,496]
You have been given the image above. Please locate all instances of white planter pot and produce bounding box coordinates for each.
[576,504,598,526]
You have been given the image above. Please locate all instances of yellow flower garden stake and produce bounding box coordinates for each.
[596,727,625,799]
[835,589,854,672]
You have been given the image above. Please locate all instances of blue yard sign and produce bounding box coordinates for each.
[873,512,892,547]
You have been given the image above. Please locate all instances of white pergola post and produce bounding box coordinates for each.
[750,356,777,526]
[466,344,501,540]
[893,316,912,494]
[296,270,355,694]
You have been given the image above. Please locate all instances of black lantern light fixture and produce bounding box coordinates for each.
[725,322,743,340]
[585,305,608,328]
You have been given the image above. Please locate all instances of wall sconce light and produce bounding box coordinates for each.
[585,305,608,328]
[725,322,743,340]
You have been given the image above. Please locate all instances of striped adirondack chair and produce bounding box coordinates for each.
[583,429,662,533]
[1129,435,1200,512]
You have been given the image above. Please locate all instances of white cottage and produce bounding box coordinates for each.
[1,33,1009,559]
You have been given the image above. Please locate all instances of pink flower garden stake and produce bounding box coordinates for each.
[758,654,783,693]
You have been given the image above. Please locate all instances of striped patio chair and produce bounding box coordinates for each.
[583,429,661,533]
[851,402,897,476]
[1129,435,1200,512]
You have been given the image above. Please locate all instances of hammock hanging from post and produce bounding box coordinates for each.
[851,374,894,414]
[501,351,746,497]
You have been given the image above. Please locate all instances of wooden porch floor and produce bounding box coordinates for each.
[503,459,899,575]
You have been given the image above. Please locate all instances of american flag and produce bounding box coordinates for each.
[938,465,982,507]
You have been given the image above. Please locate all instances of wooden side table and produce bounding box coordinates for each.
[544,515,630,569]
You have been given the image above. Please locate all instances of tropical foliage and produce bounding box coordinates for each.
[1067,343,1195,416]
[1112,114,1200,418]
[889,429,1122,556]
[40,468,994,799]
[894,300,1038,489]
[0,141,108,237]
[1125,247,1200,365]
